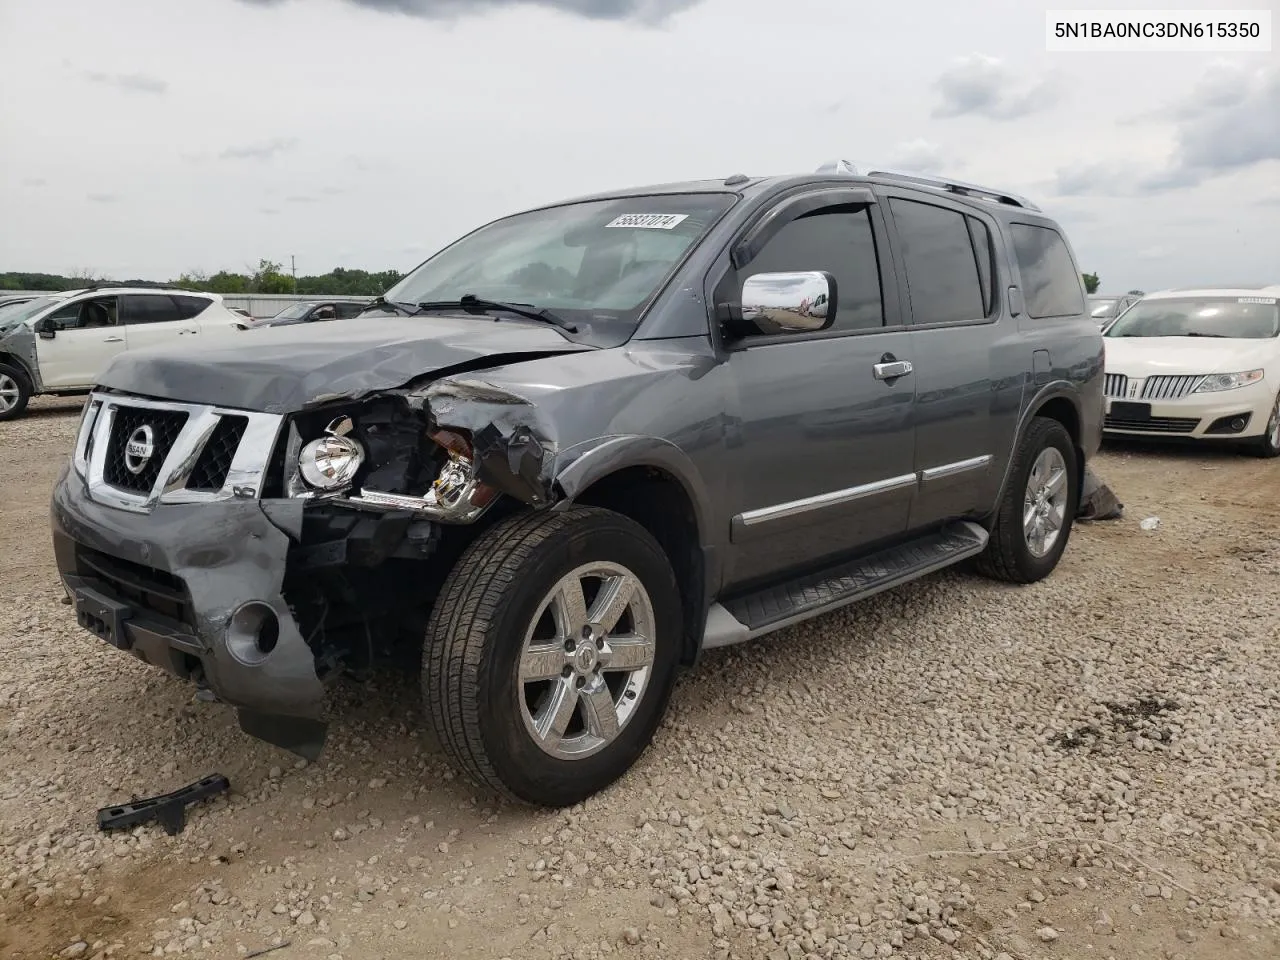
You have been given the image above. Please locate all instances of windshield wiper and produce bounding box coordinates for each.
[363,296,416,316]
[1183,331,1226,338]
[415,294,578,333]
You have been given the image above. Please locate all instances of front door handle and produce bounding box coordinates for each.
[103,336,124,343]
[873,360,913,380]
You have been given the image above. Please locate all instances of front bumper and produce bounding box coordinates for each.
[1103,380,1274,440]
[51,462,328,754]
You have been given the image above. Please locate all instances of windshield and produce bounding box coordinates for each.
[1088,297,1120,319]
[269,302,314,321]
[1105,297,1279,339]
[382,193,736,340]
[0,296,57,327]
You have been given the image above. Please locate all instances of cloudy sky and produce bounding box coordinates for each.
[0,0,1276,293]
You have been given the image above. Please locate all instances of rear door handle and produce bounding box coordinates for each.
[873,360,913,380]
[103,336,124,343]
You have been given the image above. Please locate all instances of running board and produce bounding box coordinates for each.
[702,521,989,649]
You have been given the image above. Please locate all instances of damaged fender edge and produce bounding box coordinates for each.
[418,378,560,508]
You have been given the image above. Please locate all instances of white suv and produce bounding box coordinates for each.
[0,286,244,420]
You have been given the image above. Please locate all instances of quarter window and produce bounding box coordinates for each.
[742,205,885,331]
[888,198,985,326]
[1010,223,1085,319]
[170,295,212,321]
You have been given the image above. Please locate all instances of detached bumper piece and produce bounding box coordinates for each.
[97,774,231,836]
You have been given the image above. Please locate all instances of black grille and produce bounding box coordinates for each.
[1105,415,1200,434]
[187,416,247,491]
[75,545,194,627]
[103,407,188,494]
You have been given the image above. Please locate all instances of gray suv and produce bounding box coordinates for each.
[51,167,1103,807]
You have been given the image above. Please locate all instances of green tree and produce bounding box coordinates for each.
[251,259,295,294]
[1081,272,1100,294]
[206,271,249,294]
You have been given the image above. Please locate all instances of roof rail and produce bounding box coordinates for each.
[864,170,1041,211]
[79,281,184,293]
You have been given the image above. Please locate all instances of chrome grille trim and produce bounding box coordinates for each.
[1142,374,1205,400]
[78,391,284,514]
[1104,373,1128,398]
[1104,415,1200,434]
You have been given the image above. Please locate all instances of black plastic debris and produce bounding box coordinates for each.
[97,774,231,836]
[1077,466,1123,521]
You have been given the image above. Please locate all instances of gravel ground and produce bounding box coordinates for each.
[1,395,1277,960]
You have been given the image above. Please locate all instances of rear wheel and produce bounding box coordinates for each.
[423,506,681,806]
[1250,393,1280,458]
[976,416,1079,584]
[0,364,31,422]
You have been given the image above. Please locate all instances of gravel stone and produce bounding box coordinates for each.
[2,409,1278,959]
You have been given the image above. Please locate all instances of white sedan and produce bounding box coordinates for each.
[1102,286,1280,457]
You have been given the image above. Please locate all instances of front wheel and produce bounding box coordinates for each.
[0,363,32,422]
[423,506,682,806]
[976,416,1080,584]
[1250,393,1280,458]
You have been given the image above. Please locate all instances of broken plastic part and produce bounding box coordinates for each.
[97,774,231,836]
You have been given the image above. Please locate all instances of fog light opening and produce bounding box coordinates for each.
[226,601,281,666]
[257,613,279,655]
[1230,417,1247,432]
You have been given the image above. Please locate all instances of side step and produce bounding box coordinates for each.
[702,520,989,649]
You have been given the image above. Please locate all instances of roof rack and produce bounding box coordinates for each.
[78,281,186,293]
[864,170,1041,211]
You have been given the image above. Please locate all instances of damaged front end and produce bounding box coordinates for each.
[51,373,562,761]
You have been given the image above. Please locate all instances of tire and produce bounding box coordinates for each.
[976,416,1080,584]
[0,363,32,422]
[423,506,682,807]
[1250,393,1280,458]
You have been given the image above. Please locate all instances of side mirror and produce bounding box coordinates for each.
[36,317,55,339]
[732,271,836,337]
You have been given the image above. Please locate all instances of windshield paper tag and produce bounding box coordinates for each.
[605,213,689,230]
[1238,297,1276,304]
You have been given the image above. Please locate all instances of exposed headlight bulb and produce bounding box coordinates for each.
[298,416,365,490]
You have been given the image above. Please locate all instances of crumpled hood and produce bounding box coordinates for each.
[1104,336,1269,377]
[95,315,594,413]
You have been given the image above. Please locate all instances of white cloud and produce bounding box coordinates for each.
[0,0,1274,293]
[931,54,1058,121]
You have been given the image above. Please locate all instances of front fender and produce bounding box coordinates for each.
[0,323,43,392]
[552,433,720,616]
[553,434,713,542]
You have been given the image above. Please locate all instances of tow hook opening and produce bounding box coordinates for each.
[226,601,280,665]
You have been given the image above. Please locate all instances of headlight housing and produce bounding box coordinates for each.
[298,416,364,490]
[72,398,103,477]
[1193,369,1265,393]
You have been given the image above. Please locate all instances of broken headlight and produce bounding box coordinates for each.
[298,417,365,491]
[347,426,499,523]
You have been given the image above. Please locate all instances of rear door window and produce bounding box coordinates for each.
[887,198,986,326]
[121,294,183,325]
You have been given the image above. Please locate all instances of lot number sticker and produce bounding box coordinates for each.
[605,213,689,230]
[1238,297,1277,304]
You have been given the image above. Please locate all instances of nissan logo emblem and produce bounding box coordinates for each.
[124,424,155,475]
